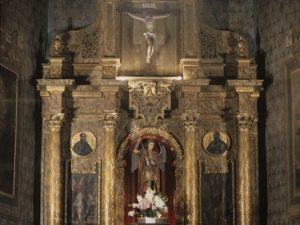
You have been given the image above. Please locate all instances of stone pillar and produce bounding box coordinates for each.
[45,114,65,225]
[181,114,200,225]
[101,114,119,225]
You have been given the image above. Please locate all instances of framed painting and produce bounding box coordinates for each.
[65,161,101,225]
[0,64,21,220]
[284,61,300,220]
[199,161,235,225]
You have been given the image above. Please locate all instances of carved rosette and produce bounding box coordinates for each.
[101,114,119,225]
[235,113,256,225]
[129,81,171,126]
[45,113,65,225]
[181,114,200,225]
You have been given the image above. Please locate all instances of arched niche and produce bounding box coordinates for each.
[116,127,184,225]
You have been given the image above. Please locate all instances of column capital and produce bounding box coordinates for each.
[44,113,65,130]
[181,113,200,128]
[101,113,120,128]
[236,113,257,128]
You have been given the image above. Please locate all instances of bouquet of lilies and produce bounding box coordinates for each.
[128,188,168,218]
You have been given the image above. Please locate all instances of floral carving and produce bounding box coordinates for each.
[129,81,171,126]
[81,32,98,58]
[200,31,217,59]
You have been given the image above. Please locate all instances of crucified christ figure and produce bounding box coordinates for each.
[123,10,174,63]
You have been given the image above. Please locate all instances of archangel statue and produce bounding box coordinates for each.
[131,137,166,194]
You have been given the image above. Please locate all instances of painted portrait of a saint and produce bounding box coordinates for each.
[203,131,230,156]
[71,131,96,157]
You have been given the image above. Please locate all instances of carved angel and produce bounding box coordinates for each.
[131,137,166,194]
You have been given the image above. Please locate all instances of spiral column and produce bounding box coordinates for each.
[45,114,65,225]
[101,114,119,225]
[182,114,200,225]
[236,113,256,225]
[227,76,262,225]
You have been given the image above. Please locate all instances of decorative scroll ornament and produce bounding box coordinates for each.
[129,81,171,126]
[236,113,257,128]
[45,113,65,130]
[102,113,120,128]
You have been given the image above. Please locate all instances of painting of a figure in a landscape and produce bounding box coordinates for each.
[68,171,99,225]
[0,65,17,197]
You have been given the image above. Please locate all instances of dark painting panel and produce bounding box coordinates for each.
[285,63,300,219]
[0,64,17,197]
[66,162,100,225]
[200,161,234,225]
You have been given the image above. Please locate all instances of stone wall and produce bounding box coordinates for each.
[0,0,48,224]
[255,0,300,224]
[47,0,96,55]
[203,0,256,57]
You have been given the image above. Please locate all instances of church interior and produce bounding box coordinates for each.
[0,0,300,224]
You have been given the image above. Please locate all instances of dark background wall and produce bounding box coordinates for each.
[255,0,300,224]
[0,0,48,224]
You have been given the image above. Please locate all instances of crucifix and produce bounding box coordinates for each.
[123,10,174,64]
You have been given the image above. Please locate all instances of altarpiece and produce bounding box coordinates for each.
[37,0,263,224]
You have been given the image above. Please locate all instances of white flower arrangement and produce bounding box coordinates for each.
[128,188,168,218]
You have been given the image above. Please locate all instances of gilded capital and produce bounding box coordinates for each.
[45,113,65,130]
[181,114,200,129]
[236,113,256,128]
[102,114,120,128]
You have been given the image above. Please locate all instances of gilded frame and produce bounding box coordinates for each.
[284,60,300,220]
[0,64,22,220]
[64,160,101,225]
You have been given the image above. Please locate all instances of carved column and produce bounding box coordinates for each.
[182,114,200,225]
[101,114,119,225]
[45,114,65,225]
[227,78,262,225]
[174,160,184,225]
[37,79,74,225]
[116,160,126,225]
[236,113,255,225]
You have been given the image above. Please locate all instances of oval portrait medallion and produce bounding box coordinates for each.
[202,131,230,156]
[71,131,96,157]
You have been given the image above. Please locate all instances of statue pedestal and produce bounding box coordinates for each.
[138,217,168,224]
[127,217,170,225]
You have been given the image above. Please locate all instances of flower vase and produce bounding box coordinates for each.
[145,217,156,223]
